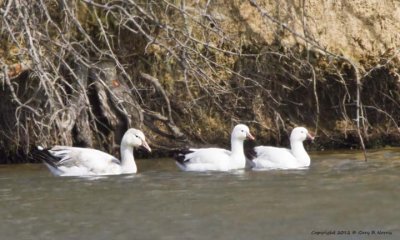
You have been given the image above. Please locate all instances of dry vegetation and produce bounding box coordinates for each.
[1,0,400,162]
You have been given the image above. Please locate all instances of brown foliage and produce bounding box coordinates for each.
[1,0,400,162]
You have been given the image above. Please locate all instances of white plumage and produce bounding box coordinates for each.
[250,127,314,170]
[175,124,255,172]
[33,128,151,176]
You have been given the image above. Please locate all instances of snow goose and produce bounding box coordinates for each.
[174,124,255,172]
[32,128,151,176]
[248,127,314,170]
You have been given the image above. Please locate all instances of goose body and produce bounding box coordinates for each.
[250,127,314,170]
[33,128,151,176]
[175,124,255,172]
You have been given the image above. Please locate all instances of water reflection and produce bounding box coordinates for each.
[0,149,399,239]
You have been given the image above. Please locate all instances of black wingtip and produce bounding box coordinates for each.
[172,148,193,165]
[244,141,257,161]
[245,147,257,161]
[30,146,60,169]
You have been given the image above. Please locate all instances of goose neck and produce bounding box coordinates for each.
[290,141,310,165]
[230,138,246,169]
[231,138,244,156]
[120,144,137,173]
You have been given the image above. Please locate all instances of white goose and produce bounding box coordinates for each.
[249,127,314,170]
[174,124,255,172]
[33,128,151,176]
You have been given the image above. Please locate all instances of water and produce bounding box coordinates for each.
[0,148,399,240]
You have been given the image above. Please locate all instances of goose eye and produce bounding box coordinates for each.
[135,135,139,138]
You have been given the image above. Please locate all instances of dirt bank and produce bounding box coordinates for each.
[1,0,400,163]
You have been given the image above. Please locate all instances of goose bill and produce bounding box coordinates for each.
[246,133,255,141]
[307,133,315,141]
[141,140,152,152]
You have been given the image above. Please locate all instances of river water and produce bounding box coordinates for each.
[0,148,399,240]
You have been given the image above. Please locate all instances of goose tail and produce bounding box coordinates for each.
[31,146,63,176]
[172,148,194,170]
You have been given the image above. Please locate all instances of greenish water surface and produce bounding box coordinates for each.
[0,149,399,240]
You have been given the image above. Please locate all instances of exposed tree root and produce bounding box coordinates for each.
[1,0,400,162]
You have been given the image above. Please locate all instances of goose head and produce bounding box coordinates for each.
[290,127,314,142]
[121,128,152,152]
[232,124,255,141]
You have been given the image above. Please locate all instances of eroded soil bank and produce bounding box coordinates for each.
[1,0,400,163]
